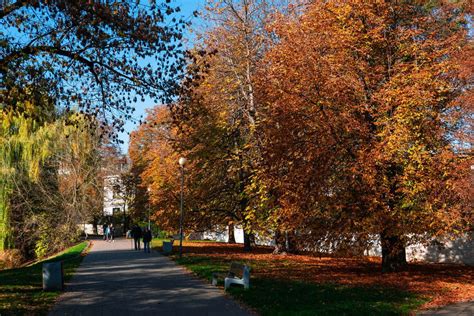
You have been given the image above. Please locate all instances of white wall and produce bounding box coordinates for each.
[367,233,474,265]
[196,228,473,265]
[201,226,244,243]
[197,226,274,246]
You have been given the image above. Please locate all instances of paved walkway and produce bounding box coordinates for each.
[418,301,474,316]
[49,239,253,316]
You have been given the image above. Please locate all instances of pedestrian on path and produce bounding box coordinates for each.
[131,224,142,250]
[102,223,108,240]
[105,225,110,242]
[109,224,115,243]
[143,228,152,253]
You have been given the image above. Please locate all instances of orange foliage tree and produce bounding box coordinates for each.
[129,105,236,234]
[128,107,182,232]
[257,0,473,271]
[171,0,289,249]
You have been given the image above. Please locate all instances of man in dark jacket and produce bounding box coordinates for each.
[143,228,152,253]
[102,223,108,241]
[131,225,142,250]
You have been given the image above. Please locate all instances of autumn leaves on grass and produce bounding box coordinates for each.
[180,241,474,309]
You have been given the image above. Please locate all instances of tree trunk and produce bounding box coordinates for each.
[273,229,286,254]
[249,232,256,247]
[286,230,297,253]
[228,221,236,244]
[273,230,297,254]
[381,231,407,272]
[243,230,252,252]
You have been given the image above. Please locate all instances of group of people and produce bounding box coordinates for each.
[130,224,153,253]
[101,223,153,253]
[102,223,115,242]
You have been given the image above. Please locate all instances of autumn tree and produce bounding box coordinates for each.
[55,114,103,241]
[1,0,187,138]
[258,1,473,271]
[129,106,184,232]
[172,0,293,249]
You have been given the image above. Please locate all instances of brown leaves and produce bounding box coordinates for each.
[257,0,472,248]
[129,106,184,231]
[180,241,474,309]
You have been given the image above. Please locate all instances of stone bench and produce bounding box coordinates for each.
[162,235,181,254]
[212,262,250,290]
[162,240,174,253]
[43,261,64,291]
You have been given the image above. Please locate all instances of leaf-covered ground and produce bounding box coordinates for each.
[161,241,473,314]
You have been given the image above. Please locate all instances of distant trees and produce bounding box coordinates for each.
[129,106,183,231]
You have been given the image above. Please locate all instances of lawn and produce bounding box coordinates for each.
[0,242,89,316]
[155,241,474,315]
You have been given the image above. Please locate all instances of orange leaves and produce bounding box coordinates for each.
[127,1,472,263]
[181,241,474,308]
[129,106,183,231]
[257,0,472,246]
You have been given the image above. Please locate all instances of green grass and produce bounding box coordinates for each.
[151,238,168,246]
[0,242,89,316]
[173,255,427,316]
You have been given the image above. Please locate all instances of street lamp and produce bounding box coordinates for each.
[178,157,187,258]
[147,187,151,230]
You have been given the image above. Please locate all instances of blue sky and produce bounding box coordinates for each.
[118,0,206,153]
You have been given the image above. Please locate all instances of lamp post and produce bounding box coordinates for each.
[178,157,186,258]
[147,187,151,230]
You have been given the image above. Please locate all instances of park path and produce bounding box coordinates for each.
[418,301,474,316]
[49,238,253,316]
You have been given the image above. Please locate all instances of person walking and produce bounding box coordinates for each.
[143,228,152,253]
[102,223,108,241]
[105,224,110,242]
[131,224,142,250]
[109,224,115,243]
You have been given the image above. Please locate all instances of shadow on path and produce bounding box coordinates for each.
[49,239,252,316]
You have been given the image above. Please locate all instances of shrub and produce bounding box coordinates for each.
[0,249,25,269]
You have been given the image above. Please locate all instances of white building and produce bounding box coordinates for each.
[103,175,128,216]
[100,156,129,235]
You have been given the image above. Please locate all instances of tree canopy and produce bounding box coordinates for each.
[1,0,187,140]
[129,0,472,271]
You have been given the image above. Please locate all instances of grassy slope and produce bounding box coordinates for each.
[0,242,88,316]
[172,254,426,316]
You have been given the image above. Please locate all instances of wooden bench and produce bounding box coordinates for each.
[212,263,250,290]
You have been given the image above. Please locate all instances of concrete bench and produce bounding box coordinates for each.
[162,240,174,254]
[43,261,64,291]
[162,235,181,254]
[212,262,250,290]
